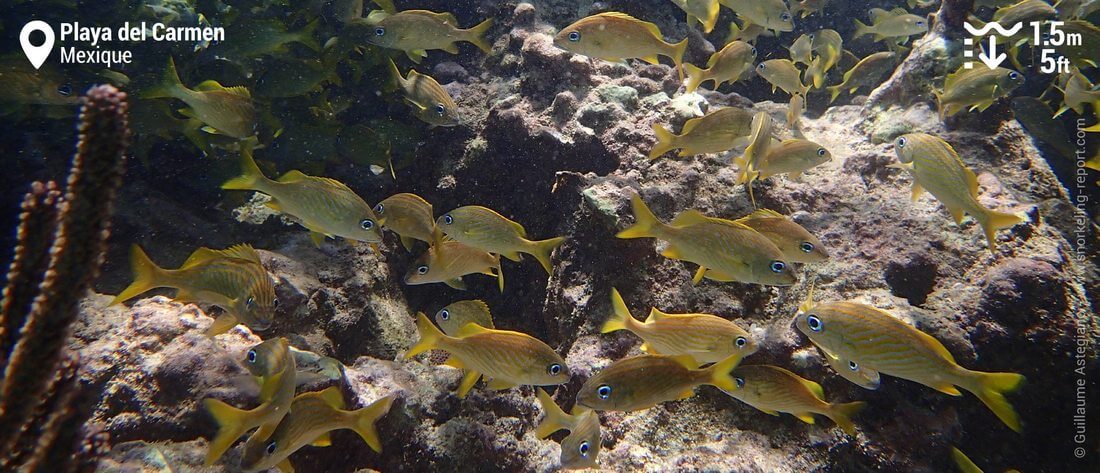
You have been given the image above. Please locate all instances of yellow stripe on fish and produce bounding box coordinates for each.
[553,12,689,80]
[650,106,754,159]
[935,66,1025,118]
[794,288,1026,432]
[576,353,740,412]
[890,133,1025,251]
[723,364,865,435]
[735,209,829,263]
[364,9,493,63]
[404,237,503,292]
[602,288,757,363]
[406,312,569,398]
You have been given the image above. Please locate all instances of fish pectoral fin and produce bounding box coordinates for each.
[399,235,416,252]
[276,458,295,473]
[456,370,482,398]
[639,55,661,65]
[263,199,283,212]
[445,278,468,290]
[910,182,924,202]
[485,378,517,391]
[788,171,803,181]
[443,356,466,369]
[794,413,817,424]
[692,266,707,285]
[935,383,963,396]
[639,342,659,354]
[677,389,695,400]
[405,50,426,63]
[205,313,239,337]
[661,245,685,260]
[947,206,966,225]
[760,408,781,416]
[309,231,327,247]
[703,269,738,282]
[310,432,333,447]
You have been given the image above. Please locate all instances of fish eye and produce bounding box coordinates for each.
[806,314,823,332]
[579,441,590,456]
[848,360,859,371]
[435,103,446,116]
[247,349,257,363]
[443,214,454,225]
[597,384,611,399]
[360,218,374,230]
[417,265,429,275]
[808,34,815,40]
[568,31,581,42]
[916,20,925,26]
[1008,71,1019,80]
[440,309,450,320]
[750,47,757,56]
[757,63,766,70]
[57,84,72,96]
[769,261,786,273]
[817,148,827,156]
[246,297,255,308]
[273,298,279,308]
[799,242,815,253]
[265,441,277,455]
[374,27,385,36]
[374,203,384,214]
[896,137,907,148]
[781,12,791,22]
[735,336,747,348]
[735,377,745,389]
[548,363,562,375]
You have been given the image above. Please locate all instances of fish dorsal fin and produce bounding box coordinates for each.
[278,170,310,183]
[195,80,226,92]
[942,68,965,93]
[670,209,712,227]
[218,244,261,264]
[508,219,527,238]
[670,354,698,369]
[913,328,957,364]
[596,12,661,37]
[416,10,457,25]
[798,280,817,313]
[455,322,491,338]
[182,247,224,267]
[314,386,346,409]
[221,85,252,99]
[365,10,390,24]
[680,116,705,135]
[745,208,784,220]
[645,307,668,323]
[964,167,979,199]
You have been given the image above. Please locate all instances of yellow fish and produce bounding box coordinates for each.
[733,111,775,206]
[111,244,276,335]
[240,386,394,472]
[374,192,435,251]
[683,41,757,93]
[827,51,897,103]
[794,288,1026,432]
[203,338,295,465]
[535,389,602,470]
[386,59,460,127]
[890,133,1024,251]
[670,0,721,33]
[222,147,385,246]
[791,0,829,18]
[735,209,829,263]
[787,92,805,131]
[603,288,757,363]
[789,34,814,65]
[807,29,843,88]
[554,12,688,80]
[748,138,832,181]
[853,11,928,43]
[406,312,570,398]
[1054,68,1100,117]
[143,57,254,139]
[756,59,809,96]
[724,364,865,434]
[650,106,755,159]
[719,0,795,33]
[576,354,740,412]
[435,299,495,336]
[935,66,1025,118]
[436,206,565,275]
[725,18,770,44]
[617,194,797,286]
[364,10,493,62]
[404,235,503,291]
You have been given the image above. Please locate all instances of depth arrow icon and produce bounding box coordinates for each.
[978,35,1006,69]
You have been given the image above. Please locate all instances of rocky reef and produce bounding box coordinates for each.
[44,1,1100,472]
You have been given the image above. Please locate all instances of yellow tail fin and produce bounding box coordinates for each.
[825,401,866,436]
[528,236,565,275]
[668,38,688,81]
[351,394,395,453]
[465,18,494,53]
[978,210,1024,252]
[535,389,573,439]
[141,57,185,100]
[650,124,678,160]
[706,354,742,392]
[950,446,984,473]
[965,370,1025,433]
[202,398,252,465]
[110,245,168,305]
[601,288,638,333]
[852,19,871,41]
[683,63,708,94]
[616,194,665,239]
[221,147,271,192]
[827,85,842,103]
[406,312,445,359]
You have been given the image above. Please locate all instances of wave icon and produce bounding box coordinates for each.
[964,21,1023,37]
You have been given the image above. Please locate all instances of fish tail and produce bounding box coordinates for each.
[706,354,741,392]
[535,389,572,439]
[386,57,404,88]
[296,19,322,51]
[601,288,638,334]
[616,193,665,239]
[827,85,842,103]
[933,90,946,120]
[465,18,494,53]
[683,63,707,94]
[825,401,866,436]
[977,209,1025,252]
[853,19,871,40]
[350,394,395,453]
[963,369,1026,433]
[110,245,168,305]
[668,37,689,81]
[202,398,250,465]
[406,312,445,358]
[142,57,185,100]
[649,123,678,159]
[221,146,271,192]
[528,237,565,275]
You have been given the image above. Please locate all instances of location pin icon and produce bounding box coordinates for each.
[20,20,55,70]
